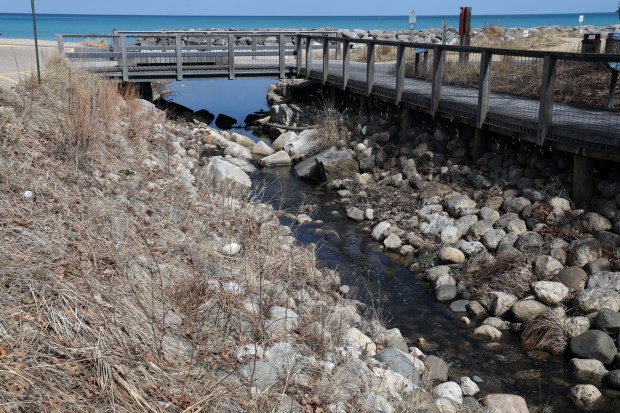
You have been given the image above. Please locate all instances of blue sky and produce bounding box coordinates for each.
[5,0,616,16]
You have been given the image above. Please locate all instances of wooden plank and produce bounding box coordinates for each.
[228,34,235,80]
[305,38,311,80]
[537,55,557,145]
[342,40,350,90]
[477,50,492,128]
[175,34,183,80]
[366,43,375,96]
[431,47,444,116]
[395,44,406,104]
[279,34,286,79]
[335,33,341,60]
[322,37,329,84]
[608,70,619,109]
[120,34,129,82]
[57,35,65,55]
[296,35,303,74]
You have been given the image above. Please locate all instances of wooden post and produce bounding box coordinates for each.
[395,44,406,104]
[608,69,619,109]
[537,55,557,145]
[573,154,594,209]
[360,95,369,116]
[431,47,444,116]
[402,108,413,138]
[322,37,329,84]
[342,40,350,89]
[477,50,492,128]
[228,34,235,80]
[472,128,489,161]
[57,34,64,55]
[252,34,258,60]
[459,7,472,63]
[296,35,303,75]
[366,42,375,96]
[335,33,341,60]
[175,34,183,81]
[207,36,213,52]
[279,34,286,79]
[305,37,312,80]
[120,34,128,82]
[414,51,420,77]
[422,50,429,77]
[442,20,447,45]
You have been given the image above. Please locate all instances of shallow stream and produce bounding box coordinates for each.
[168,79,618,412]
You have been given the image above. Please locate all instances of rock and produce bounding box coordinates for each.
[205,157,251,195]
[425,355,449,382]
[515,231,544,251]
[483,317,510,330]
[456,240,486,257]
[556,267,588,290]
[426,266,451,282]
[260,150,292,167]
[236,344,265,362]
[270,104,302,126]
[423,214,455,236]
[347,207,365,222]
[333,359,373,400]
[372,222,391,241]
[446,195,478,217]
[436,285,458,302]
[468,220,494,241]
[224,142,253,160]
[222,243,241,256]
[483,394,529,413]
[450,300,469,313]
[593,308,620,333]
[215,113,237,129]
[574,288,620,313]
[374,348,421,385]
[284,129,320,161]
[272,131,297,151]
[379,328,409,353]
[467,300,487,318]
[365,208,374,221]
[568,238,602,267]
[549,197,571,212]
[564,316,591,339]
[503,197,531,214]
[463,396,481,411]
[570,330,617,364]
[344,327,377,356]
[316,147,359,182]
[497,232,520,253]
[239,360,278,389]
[441,226,461,245]
[265,342,298,373]
[497,213,527,235]
[266,307,299,335]
[433,382,463,405]
[473,325,502,341]
[569,358,608,385]
[607,370,620,389]
[596,232,620,250]
[479,207,500,224]
[534,255,563,278]
[584,258,611,275]
[225,157,257,174]
[532,281,569,306]
[587,271,620,292]
[483,229,506,252]
[460,376,480,396]
[489,291,519,317]
[231,132,256,148]
[252,141,275,156]
[455,214,479,234]
[439,247,466,264]
[511,299,548,322]
[384,233,403,250]
[581,212,612,233]
[570,384,602,410]
[359,392,394,413]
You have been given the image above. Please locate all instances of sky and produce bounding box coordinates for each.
[3,0,617,16]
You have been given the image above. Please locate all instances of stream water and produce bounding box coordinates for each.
[168,79,618,412]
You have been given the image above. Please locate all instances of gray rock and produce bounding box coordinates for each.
[379,328,409,353]
[433,381,463,405]
[371,221,391,241]
[374,348,421,385]
[346,207,365,222]
[593,308,620,333]
[359,392,394,413]
[384,233,403,250]
[482,229,506,252]
[489,291,518,317]
[596,231,620,250]
[568,238,602,267]
[205,157,251,195]
[607,370,620,389]
[564,316,591,339]
[503,197,531,214]
[532,281,569,306]
[436,285,458,302]
[584,258,611,275]
[511,299,548,322]
[316,147,359,182]
[439,247,466,264]
[587,271,620,292]
[460,376,480,396]
[272,131,297,151]
[456,240,486,257]
[265,342,298,373]
[468,220,494,241]
[450,300,469,313]
[266,307,299,335]
[581,212,612,233]
[483,317,510,330]
[534,255,563,278]
[446,195,478,217]
[261,150,292,167]
[425,355,449,382]
[575,288,620,313]
[285,129,320,162]
[333,359,373,399]
[515,231,544,251]
[497,232,520,252]
[426,265,451,282]
[483,394,529,413]
[441,226,461,245]
[473,325,502,341]
[252,141,275,156]
[556,266,588,290]
[423,214,455,236]
[570,384,603,410]
[570,358,608,385]
[570,330,617,364]
[479,207,500,224]
[239,360,279,389]
[455,214,479,234]
[463,396,481,411]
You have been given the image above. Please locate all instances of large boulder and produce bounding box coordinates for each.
[511,299,548,322]
[593,308,620,333]
[432,382,463,405]
[272,131,297,151]
[574,288,620,313]
[515,231,544,251]
[570,384,603,410]
[270,103,303,126]
[483,394,529,413]
[374,348,421,385]
[587,271,620,292]
[570,330,617,364]
[260,150,292,167]
[205,158,251,195]
[532,281,569,306]
[489,291,519,317]
[446,195,478,217]
[568,238,602,267]
[581,212,612,233]
[224,142,253,160]
[284,129,320,162]
[251,141,275,156]
[315,147,359,182]
[569,358,608,385]
[555,266,588,290]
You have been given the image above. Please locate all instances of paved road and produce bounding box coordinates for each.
[0,39,57,87]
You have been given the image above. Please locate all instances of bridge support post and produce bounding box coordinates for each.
[472,128,488,161]
[573,154,594,209]
[359,95,369,116]
[402,108,413,139]
[126,82,153,101]
[330,86,339,105]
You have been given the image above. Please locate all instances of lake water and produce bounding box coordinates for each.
[2,12,618,41]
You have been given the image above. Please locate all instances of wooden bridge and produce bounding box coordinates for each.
[58,30,620,172]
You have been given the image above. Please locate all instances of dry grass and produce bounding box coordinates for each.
[472,25,575,51]
[312,98,349,151]
[0,57,354,412]
[521,310,568,355]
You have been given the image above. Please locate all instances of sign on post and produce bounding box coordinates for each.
[523,29,529,38]
[409,10,417,30]
[579,15,584,34]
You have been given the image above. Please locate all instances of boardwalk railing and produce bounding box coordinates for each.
[57,31,340,81]
[296,34,620,154]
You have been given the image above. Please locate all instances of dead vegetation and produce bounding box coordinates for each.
[312,97,349,151]
[521,310,569,355]
[471,25,573,51]
[0,57,357,412]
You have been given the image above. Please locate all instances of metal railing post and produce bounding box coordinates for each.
[295,35,303,75]
[279,34,286,79]
[431,46,444,116]
[395,44,406,104]
[366,42,375,96]
[57,34,64,55]
[477,50,492,128]
[305,37,312,80]
[342,39,350,90]
[120,34,128,82]
[175,34,183,80]
[537,55,557,145]
[322,37,329,84]
[228,35,235,80]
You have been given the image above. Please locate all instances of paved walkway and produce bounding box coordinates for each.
[0,39,57,87]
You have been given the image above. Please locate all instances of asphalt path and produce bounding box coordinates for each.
[0,39,57,87]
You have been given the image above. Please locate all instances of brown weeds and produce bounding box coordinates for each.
[521,310,568,355]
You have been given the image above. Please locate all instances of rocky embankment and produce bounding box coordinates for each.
[212,79,620,411]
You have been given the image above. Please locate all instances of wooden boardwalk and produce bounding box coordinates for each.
[58,31,620,159]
